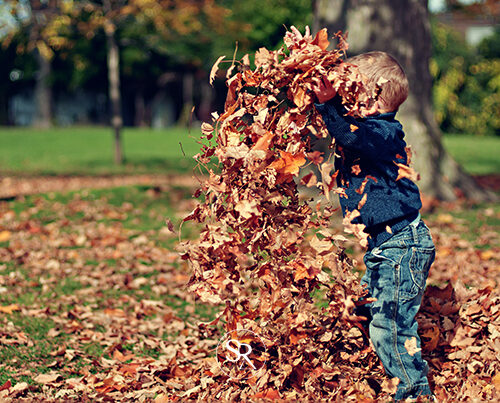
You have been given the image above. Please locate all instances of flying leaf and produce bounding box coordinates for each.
[395,162,420,182]
[269,151,306,176]
[210,56,225,86]
[311,28,330,50]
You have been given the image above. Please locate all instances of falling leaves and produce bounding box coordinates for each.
[181,27,383,401]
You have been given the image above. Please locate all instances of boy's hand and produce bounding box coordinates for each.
[312,75,337,104]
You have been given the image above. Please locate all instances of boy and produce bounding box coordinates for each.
[313,51,436,401]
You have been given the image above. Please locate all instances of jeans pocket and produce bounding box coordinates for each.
[400,246,435,301]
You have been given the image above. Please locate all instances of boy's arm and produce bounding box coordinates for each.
[312,74,402,158]
[314,100,401,159]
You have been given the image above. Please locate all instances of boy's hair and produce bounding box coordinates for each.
[346,51,409,112]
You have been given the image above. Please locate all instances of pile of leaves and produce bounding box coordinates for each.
[180,28,399,400]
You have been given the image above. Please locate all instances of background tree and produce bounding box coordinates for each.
[313,0,493,200]
[2,0,71,128]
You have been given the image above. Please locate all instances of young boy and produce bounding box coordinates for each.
[313,51,436,401]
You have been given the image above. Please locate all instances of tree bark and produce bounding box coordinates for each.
[106,30,123,164]
[314,0,493,201]
[178,71,194,127]
[33,48,52,129]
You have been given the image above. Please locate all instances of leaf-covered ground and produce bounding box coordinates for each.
[0,177,498,401]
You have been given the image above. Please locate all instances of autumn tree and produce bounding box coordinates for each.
[312,0,493,201]
[2,0,71,128]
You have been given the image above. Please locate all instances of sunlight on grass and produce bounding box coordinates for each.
[0,126,204,175]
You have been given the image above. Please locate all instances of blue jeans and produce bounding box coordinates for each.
[361,214,435,400]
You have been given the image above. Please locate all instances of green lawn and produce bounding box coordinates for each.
[0,126,204,175]
[442,134,500,175]
[0,127,498,176]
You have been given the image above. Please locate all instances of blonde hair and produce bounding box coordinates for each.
[346,51,409,112]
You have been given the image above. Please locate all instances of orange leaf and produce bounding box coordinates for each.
[312,28,330,50]
[493,373,500,391]
[395,162,420,182]
[350,124,359,132]
[252,131,274,151]
[357,193,367,210]
[269,151,306,176]
[251,388,281,400]
[0,230,11,242]
[421,325,440,351]
[112,349,134,362]
[289,329,308,344]
[119,363,141,377]
[0,304,20,314]
[351,164,361,175]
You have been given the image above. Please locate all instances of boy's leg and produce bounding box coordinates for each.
[363,219,435,400]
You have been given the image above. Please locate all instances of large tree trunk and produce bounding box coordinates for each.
[314,0,493,201]
[33,48,52,129]
[106,30,123,165]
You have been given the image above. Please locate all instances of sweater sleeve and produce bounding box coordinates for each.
[315,100,401,159]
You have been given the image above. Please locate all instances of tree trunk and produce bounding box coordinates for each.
[314,0,493,201]
[178,71,194,127]
[198,73,214,123]
[134,89,147,127]
[33,48,52,129]
[106,30,123,165]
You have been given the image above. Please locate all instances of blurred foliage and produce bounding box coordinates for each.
[431,22,500,136]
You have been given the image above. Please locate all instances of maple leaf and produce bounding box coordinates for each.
[269,150,306,176]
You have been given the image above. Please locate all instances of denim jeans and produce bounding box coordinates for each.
[361,214,435,400]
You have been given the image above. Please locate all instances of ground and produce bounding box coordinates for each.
[0,173,498,401]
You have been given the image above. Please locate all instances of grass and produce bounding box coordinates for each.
[442,134,500,175]
[0,184,222,388]
[0,126,498,176]
[0,126,205,175]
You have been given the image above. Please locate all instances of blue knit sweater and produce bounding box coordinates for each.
[315,99,422,249]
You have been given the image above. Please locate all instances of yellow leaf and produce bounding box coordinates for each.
[0,304,20,314]
[0,230,11,242]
